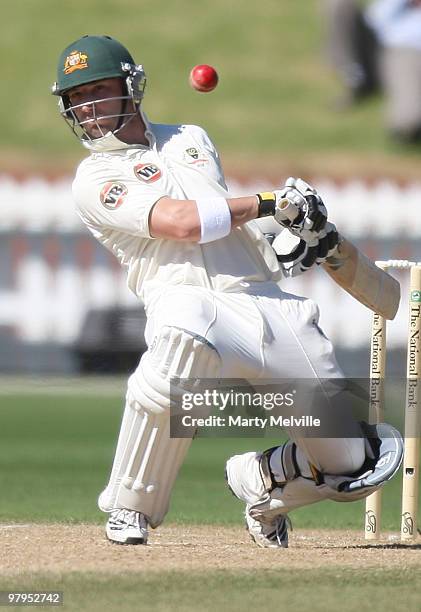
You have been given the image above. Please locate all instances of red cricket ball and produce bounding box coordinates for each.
[189,64,219,93]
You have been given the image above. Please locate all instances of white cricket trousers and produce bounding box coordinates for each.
[144,282,364,475]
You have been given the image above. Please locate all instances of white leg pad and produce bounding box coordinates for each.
[99,326,221,527]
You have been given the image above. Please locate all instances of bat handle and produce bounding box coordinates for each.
[276,198,300,224]
[275,198,320,247]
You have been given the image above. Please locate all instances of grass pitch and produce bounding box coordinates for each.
[1,524,420,612]
[1,569,421,612]
[0,379,420,612]
[0,380,417,529]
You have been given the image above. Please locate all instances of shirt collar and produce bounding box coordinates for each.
[81,108,155,153]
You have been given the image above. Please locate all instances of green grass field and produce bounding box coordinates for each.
[0,380,420,611]
[1,570,420,612]
[2,0,420,177]
[0,384,412,529]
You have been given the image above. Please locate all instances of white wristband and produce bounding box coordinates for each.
[196,197,232,244]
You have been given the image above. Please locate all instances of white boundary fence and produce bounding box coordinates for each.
[1,175,420,355]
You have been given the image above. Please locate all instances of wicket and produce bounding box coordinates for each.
[364,260,421,541]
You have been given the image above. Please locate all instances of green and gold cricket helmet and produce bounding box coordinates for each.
[52,35,146,141]
[53,35,137,95]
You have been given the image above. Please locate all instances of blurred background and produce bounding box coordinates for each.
[1,0,421,377]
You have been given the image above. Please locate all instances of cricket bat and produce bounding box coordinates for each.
[322,237,400,320]
[276,198,401,320]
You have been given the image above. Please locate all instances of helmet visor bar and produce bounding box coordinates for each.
[60,94,138,142]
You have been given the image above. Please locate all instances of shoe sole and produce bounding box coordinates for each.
[106,527,148,545]
[248,531,288,549]
[246,519,289,549]
[107,536,147,545]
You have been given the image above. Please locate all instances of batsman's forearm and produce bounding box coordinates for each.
[227,195,259,226]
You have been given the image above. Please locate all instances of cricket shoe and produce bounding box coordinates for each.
[245,507,291,549]
[106,509,149,545]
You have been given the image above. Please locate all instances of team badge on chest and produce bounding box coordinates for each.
[134,163,162,183]
[99,182,128,210]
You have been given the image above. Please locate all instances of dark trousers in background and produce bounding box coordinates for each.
[322,0,421,142]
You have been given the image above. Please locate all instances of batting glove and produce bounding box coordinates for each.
[272,223,339,277]
[273,177,328,243]
[313,222,340,264]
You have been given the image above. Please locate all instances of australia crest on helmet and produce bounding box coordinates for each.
[63,50,89,75]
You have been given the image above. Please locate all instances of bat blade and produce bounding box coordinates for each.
[322,237,400,320]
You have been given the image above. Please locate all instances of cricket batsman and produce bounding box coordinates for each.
[52,35,403,548]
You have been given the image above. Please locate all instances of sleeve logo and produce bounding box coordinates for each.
[186,147,199,160]
[134,163,162,183]
[99,182,128,210]
[184,147,208,166]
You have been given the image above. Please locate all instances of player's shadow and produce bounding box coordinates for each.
[351,542,421,550]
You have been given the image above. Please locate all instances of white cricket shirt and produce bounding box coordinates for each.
[72,115,282,306]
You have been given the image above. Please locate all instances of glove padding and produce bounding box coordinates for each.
[272,223,339,277]
[274,177,328,243]
[314,222,340,263]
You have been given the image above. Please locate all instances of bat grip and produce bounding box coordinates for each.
[276,198,300,223]
[275,198,318,246]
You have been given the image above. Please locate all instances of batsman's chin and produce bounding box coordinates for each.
[83,119,114,139]
[84,126,109,139]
